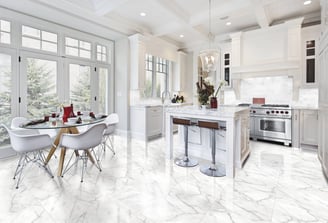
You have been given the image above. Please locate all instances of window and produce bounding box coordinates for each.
[96,44,107,62]
[0,19,11,44]
[22,25,57,52]
[305,40,315,83]
[65,37,91,59]
[144,54,169,98]
[223,53,230,86]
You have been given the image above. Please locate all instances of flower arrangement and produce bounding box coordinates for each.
[196,79,214,105]
[214,80,227,98]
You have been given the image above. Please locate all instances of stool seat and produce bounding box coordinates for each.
[198,120,226,177]
[173,118,198,167]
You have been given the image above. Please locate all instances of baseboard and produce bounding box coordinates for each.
[0,146,17,159]
[115,129,130,137]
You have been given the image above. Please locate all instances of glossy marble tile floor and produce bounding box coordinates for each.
[0,135,327,223]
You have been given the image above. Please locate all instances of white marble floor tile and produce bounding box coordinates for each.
[0,136,327,223]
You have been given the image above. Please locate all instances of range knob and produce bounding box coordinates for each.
[266,111,270,114]
[285,111,289,114]
[275,111,279,114]
[271,111,274,113]
[253,110,256,113]
[280,111,284,114]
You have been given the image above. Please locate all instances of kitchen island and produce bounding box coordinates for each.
[165,105,250,178]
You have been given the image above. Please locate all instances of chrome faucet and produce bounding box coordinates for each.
[161,90,171,104]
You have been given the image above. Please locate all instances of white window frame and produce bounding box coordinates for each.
[65,36,92,60]
[0,19,11,45]
[21,25,58,53]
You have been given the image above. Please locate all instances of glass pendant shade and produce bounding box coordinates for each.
[199,0,219,72]
[199,49,219,72]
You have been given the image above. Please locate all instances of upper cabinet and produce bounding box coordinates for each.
[301,25,320,87]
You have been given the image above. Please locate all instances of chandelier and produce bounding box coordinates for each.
[199,0,219,73]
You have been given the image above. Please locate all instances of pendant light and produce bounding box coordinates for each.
[199,0,219,73]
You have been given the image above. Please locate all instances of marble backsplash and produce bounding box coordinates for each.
[223,76,318,107]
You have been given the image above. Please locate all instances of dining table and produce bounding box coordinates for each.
[21,116,106,176]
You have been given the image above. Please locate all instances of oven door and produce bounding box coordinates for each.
[254,116,291,140]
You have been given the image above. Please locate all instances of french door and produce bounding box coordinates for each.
[0,47,18,150]
[19,51,61,118]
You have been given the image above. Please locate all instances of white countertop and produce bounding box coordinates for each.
[291,106,319,110]
[166,105,249,118]
[131,102,192,108]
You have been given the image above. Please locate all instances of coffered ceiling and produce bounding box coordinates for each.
[0,0,321,49]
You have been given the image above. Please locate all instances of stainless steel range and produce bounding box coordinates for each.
[249,104,292,146]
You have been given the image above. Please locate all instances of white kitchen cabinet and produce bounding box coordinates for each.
[300,109,318,147]
[240,114,250,163]
[318,18,328,178]
[292,109,300,148]
[130,105,163,140]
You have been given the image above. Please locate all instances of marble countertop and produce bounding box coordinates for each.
[166,105,249,118]
[291,106,319,110]
[131,102,192,108]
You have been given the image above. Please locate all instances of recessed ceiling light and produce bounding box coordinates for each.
[179,34,184,38]
[140,12,146,17]
[304,0,311,5]
[226,22,232,26]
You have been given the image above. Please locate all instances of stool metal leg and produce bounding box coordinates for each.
[200,129,225,177]
[175,125,198,167]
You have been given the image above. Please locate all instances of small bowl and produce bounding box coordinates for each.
[67,117,78,123]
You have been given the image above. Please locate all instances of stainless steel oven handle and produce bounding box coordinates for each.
[250,115,291,120]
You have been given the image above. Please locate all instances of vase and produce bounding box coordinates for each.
[62,104,75,122]
[210,97,217,108]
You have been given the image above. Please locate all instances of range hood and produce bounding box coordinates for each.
[229,18,303,80]
[231,60,300,79]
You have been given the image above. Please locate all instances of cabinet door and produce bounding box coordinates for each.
[146,107,163,137]
[240,116,250,159]
[292,109,300,148]
[300,110,318,146]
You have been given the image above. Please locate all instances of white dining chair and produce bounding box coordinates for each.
[11,116,57,139]
[11,117,39,135]
[1,124,54,189]
[59,123,106,182]
[101,113,119,156]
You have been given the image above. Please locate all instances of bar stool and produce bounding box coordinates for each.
[173,118,198,167]
[198,120,226,177]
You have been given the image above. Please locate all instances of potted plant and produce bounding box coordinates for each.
[196,79,214,108]
[210,80,227,108]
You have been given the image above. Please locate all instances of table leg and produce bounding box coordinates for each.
[58,147,67,176]
[86,150,95,164]
[45,128,69,165]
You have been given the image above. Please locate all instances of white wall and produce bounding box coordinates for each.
[115,38,130,132]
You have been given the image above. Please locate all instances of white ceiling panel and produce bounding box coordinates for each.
[0,0,321,49]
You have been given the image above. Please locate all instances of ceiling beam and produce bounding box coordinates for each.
[90,0,130,16]
[152,0,190,24]
[250,0,272,28]
[31,0,149,35]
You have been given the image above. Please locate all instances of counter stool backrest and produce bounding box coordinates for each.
[173,118,191,126]
[198,120,220,130]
